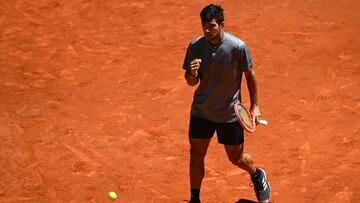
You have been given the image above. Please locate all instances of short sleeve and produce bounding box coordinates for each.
[238,43,254,71]
[183,42,194,72]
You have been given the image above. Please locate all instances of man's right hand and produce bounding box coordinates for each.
[190,59,202,77]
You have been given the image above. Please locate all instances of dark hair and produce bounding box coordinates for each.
[200,4,224,25]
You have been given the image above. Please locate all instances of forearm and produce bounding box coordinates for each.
[185,71,199,86]
[245,70,258,106]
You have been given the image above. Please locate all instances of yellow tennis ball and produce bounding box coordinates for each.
[108,191,117,201]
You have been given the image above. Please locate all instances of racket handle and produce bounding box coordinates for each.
[259,119,268,126]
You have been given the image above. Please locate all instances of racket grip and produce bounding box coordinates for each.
[259,119,268,126]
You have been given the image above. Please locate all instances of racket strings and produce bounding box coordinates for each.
[238,108,253,128]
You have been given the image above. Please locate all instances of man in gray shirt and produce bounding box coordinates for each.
[183,4,271,203]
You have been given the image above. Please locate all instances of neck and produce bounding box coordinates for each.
[210,31,224,46]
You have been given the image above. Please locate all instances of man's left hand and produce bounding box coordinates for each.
[250,104,261,125]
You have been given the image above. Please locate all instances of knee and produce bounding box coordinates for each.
[190,147,207,161]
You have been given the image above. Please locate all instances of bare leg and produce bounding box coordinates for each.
[225,144,271,202]
[189,138,211,189]
[224,144,256,175]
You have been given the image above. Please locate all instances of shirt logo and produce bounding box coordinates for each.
[225,51,232,57]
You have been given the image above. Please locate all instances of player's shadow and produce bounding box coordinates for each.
[183,198,257,203]
[235,199,257,203]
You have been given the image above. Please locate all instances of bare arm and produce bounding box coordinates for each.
[184,59,201,86]
[244,68,261,123]
[244,68,258,105]
[185,71,199,86]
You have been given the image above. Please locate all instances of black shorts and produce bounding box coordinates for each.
[189,115,244,145]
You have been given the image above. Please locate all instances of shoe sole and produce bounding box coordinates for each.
[258,168,271,203]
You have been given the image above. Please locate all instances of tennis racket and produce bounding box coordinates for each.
[234,102,268,133]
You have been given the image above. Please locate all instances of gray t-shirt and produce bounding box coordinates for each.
[183,32,254,123]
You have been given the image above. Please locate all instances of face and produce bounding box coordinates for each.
[202,19,224,44]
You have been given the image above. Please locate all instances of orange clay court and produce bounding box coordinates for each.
[0,0,359,202]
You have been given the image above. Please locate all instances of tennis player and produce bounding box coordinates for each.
[183,4,271,203]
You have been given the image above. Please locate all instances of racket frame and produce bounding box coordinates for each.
[234,103,256,133]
